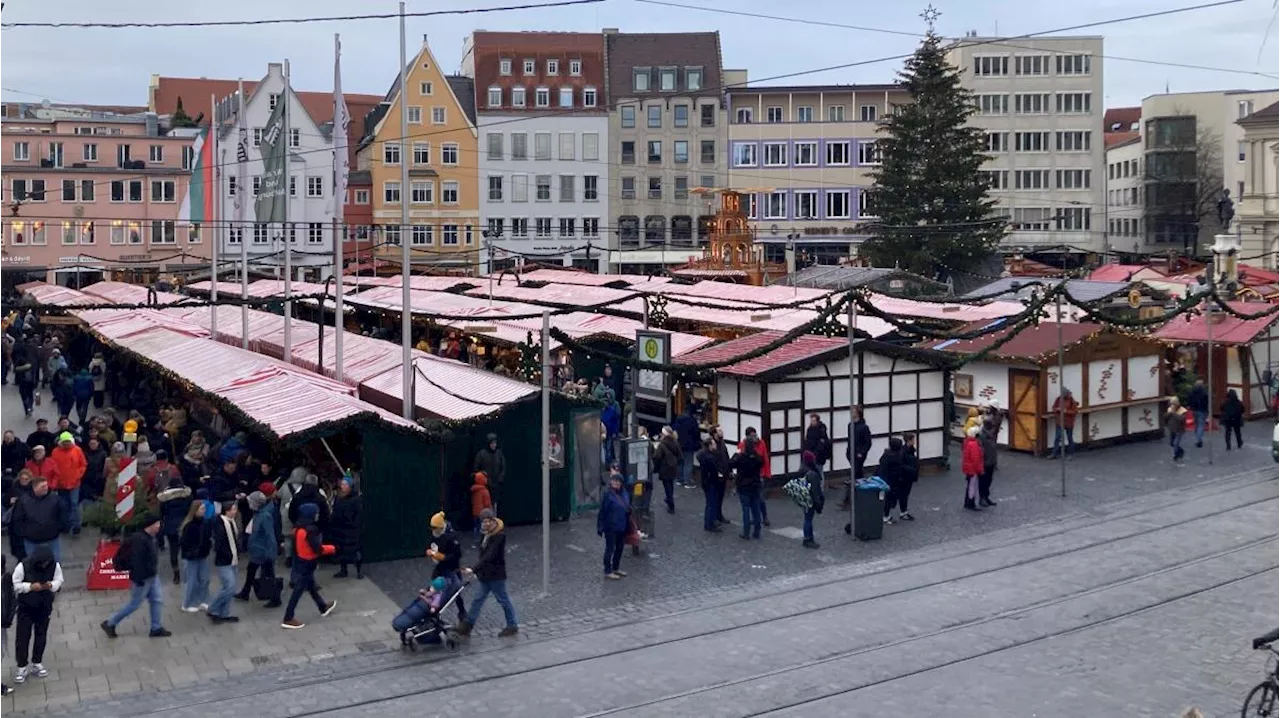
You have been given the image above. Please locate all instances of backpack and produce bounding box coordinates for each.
[111,535,135,573]
[91,364,103,379]
[783,476,813,510]
[0,555,15,627]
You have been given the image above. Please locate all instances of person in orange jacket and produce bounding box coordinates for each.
[470,472,493,540]
[961,425,985,512]
[737,427,773,527]
[280,503,336,629]
[49,432,86,535]
[23,446,60,492]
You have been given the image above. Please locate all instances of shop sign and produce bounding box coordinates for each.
[2,255,31,264]
[119,254,152,262]
[802,226,862,236]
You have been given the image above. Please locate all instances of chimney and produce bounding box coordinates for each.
[602,27,618,35]
[145,112,159,137]
[268,62,283,76]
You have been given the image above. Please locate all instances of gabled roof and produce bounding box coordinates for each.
[370,43,477,144]
[151,75,382,130]
[1239,101,1279,124]
[1104,106,1141,133]
[1152,301,1277,346]
[675,330,848,379]
[924,321,1108,364]
[605,32,723,101]
[963,278,1132,303]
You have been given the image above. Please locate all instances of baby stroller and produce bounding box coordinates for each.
[393,574,468,652]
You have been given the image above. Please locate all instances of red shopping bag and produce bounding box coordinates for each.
[1184,412,1195,430]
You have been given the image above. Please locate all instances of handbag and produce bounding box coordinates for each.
[623,516,640,546]
[254,576,284,602]
[1183,412,1195,430]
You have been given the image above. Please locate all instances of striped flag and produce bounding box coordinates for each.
[178,126,214,224]
[234,80,249,219]
[333,35,350,222]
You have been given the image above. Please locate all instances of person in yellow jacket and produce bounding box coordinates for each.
[963,407,982,435]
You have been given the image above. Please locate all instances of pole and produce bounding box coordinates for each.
[540,309,551,596]
[237,80,250,350]
[1206,258,1215,466]
[487,237,494,307]
[210,92,219,340]
[398,2,413,419]
[333,34,347,383]
[282,59,293,365]
[847,294,857,432]
[630,296,648,438]
[1055,287,1067,497]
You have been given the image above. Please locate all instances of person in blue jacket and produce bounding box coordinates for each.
[596,472,631,580]
[236,491,281,607]
[71,368,94,427]
[671,403,701,488]
[599,390,621,466]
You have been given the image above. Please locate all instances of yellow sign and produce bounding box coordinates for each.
[643,338,659,360]
[1127,288,1142,309]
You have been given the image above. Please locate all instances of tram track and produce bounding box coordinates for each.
[108,472,1277,718]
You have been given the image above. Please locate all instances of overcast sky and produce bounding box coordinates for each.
[1,0,1276,109]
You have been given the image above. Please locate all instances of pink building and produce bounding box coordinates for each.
[1,102,211,289]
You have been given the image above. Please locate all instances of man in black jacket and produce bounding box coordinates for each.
[457,509,517,637]
[804,414,831,470]
[730,438,765,540]
[25,419,56,455]
[2,430,29,477]
[101,514,171,638]
[1187,378,1209,448]
[427,511,467,621]
[842,408,873,509]
[11,477,66,562]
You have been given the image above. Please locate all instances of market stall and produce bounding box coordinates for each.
[1152,302,1279,419]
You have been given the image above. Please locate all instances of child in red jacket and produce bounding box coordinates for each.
[470,472,492,539]
[961,425,985,511]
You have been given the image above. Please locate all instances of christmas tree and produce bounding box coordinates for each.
[861,23,1005,277]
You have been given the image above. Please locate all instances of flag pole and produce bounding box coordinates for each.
[282,59,293,365]
[209,92,219,340]
[333,33,348,382]
[237,78,250,349]
[399,1,413,419]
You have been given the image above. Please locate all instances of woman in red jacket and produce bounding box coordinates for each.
[961,425,985,512]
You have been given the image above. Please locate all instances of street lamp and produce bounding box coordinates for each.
[316,274,337,371]
[482,228,503,306]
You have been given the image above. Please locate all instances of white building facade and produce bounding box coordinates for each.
[216,63,337,280]
[1104,135,1144,253]
[947,36,1106,253]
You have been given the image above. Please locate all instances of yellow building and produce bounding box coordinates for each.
[359,39,480,271]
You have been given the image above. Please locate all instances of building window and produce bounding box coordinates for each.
[523,59,535,76]
[659,68,676,91]
[499,59,512,76]
[647,105,662,128]
[431,107,447,124]
[29,179,47,202]
[583,132,599,161]
[980,170,1009,189]
[621,141,636,164]
[794,190,818,219]
[1055,130,1091,152]
[252,176,262,196]
[648,177,662,200]
[559,87,573,108]
[853,105,875,123]
[1055,54,1091,75]
[986,132,1009,152]
[510,218,529,237]
[535,218,552,238]
[559,175,575,202]
[700,140,716,164]
[535,87,550,107]
[701,104,716,127]
[685,67,703,90]
[511,174,529,202]
[355,189,370,204]
[736,107,753,124]
[1055,92,1091,114]
[763,142,787,166]
[1238,140,1247,162]
[674,105,689,127]
[117,143,132,167]
[763,191,786,219]
[150,220,176,244]
[409,225,432,246]
[441,225,459,245]
[404,106,422,125]
[488,87,502,108]
[857,141,880,165]
[486,218,504,237]
[289,129,300,148]
[487,133,503,160]
[621,177,636,200]
[1012,207,1051,231]
[972,55,1009,76]
[383,225,401,245]
[62,180,76,202]
[441,143,459,165]
[546,59,559,76]
[621,105,636,128]
[794,141,818,166]
[569,59,582,76]
[12,142,29,161]
[384,181,401,203]
[647,140,662,164]
[582,217,599,237]
[511,133,528,160]
[536,175,552,201]
[1013,93,1049,114]
[826,190,850,219]
[1014,169,1049,189]
[1015,55,1049,75]
[512,87,526,108]
[1055,207,1090,230]
[1055,169,1091,189]
[307,176,323,197]
[733,143,757,167]
[977,94,1008,115]
[766,106,784,123]
[1014,131,1050,152]
[584,175,599,201]
[858,191,876,218]
[413,141,430,164]
[559,132,575,160]
[1238,99,1255,118]
[442,180,459,204]
[745,194,758,219]
[306,222,324,244]
[411,181,434,204]
[583,87,597,108]
[558,218,575,237]
[80,180,94,202]
[674,140,689,164]
[150,180,176,203]
[827,105,846,122]
[633,67,650,92]
[534,133,552,161]
[384,142,401,165]
[826,141,850,166]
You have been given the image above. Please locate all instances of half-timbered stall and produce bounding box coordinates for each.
[675,332,951,478]
[1152,302,1279,419]
[926,321,1166,454]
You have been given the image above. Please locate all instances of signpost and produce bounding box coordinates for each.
[623,437,653,548]
[87,457,136,591]
[634,329,672,427]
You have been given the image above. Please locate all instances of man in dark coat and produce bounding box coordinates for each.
[100,514,171,638]
[11,477,66,562]
[804,413,831,469]
[472,434,506,511]
[457,508,518,637]
[1186,378,1209,448]
[12,336,39,416]
[843,408,873,509]
[286,474,330,533]
[25,419,56,455]
[329,478,363,579]
[878,438,905,523]
[979,412,1001,507]
[671,404,701,488]
[2,429,30,476]
[651,427,682,514]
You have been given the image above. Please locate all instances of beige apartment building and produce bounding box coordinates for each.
[947,35,1106,254]
[725,82,910,264]
[1236,102,1278,268]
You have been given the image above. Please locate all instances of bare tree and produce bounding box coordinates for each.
[1143,113,1223,254]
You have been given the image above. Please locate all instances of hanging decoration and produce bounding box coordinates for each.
[647,295,669,329]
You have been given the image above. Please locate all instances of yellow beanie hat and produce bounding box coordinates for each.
[429,511,446,530]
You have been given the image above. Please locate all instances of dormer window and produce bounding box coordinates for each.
[499,59,512,76]
[569,59,582,76]
[547,59,559,75]
[659,68,676,91]
[522,59,535,76]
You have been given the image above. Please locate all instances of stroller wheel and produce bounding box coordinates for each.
[445,637,459,651]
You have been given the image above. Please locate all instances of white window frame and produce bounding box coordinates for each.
[487,87,502,108]
[826,140,850,166]
[499,59,512,76]
[734,107,752,124]
[766,106,784,123]
[441,143,459,165]
[355,189,370,204]
[512,87,526,108]
[411,225,433,246]
[569,59,582,76]
[431,107,447,124]
[583,174,599,201]
[13,142,29,161]
[559,87,573,108]
[762,141,787,167]
[442,180,460,205]
[796,106,814,123]
[413,141,430,165]
[522,59,536,76]
[84,143,99,162]
[794,190,818,220]
[583,87,597,108]
[442,224,460,245]
[857,191,877,219]
[546,59,559,76]
[384,142,401,165]
[384,180,402,204]
[411,180,434,204]
[308,222,325,244]
[794,141,818,167]
[732,143,757,167]
[857,141,880,165]
[763,191,786,219]
[535,87,550,108]
[488,176,504,202]
[307,176,323,197]
[826,190,850,219]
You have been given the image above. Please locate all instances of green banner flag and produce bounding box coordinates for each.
[254,91,287,224]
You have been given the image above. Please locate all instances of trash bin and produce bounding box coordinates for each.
[849,477,889,541]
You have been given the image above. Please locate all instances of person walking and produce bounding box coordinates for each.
[72,368,94,427]
[155,475,192,584]
[11,477,66,562]
[878,437,905,524]
[1219,389,1245,450]
[101,514,171,638]
[330,478,363,579]
[799,450,825,549]
[50,431,86,535]
[51,369,74,421]
[979,413,1001,507]
[426,512,466,622]
[1187,378,1209,448]
[710,425,732,526]
[1050,389,1079,458]
[672,404,701,489]
[6,470,35,560]
[731,435,765,540]
[696,437,723,533]
[1165,398,1188,463]
[652,426,682,514]
[88,352,107,409]
[236,491,281,607]
[81,436,107,503]
[456,508,518,637]
[896,433,919,522]
[178,501,212,613]
[9,546,63,684]
[2,555,13,696]
[843,408,872,510]
[12,336,38,416]
[597,472,631,580]
[472,434,506,513]
[961,425,985,511]
[25,419,56,456]
[280,503,337,630]
[206,501,240,624]
[3,429,29,477]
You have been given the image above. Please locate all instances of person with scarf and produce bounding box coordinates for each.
[178,501,212,613]
[457,508,518,637]
[329,478,363,579]
[10,546,63,683]
[236,490,282,607]
[281,503,337,629]
[206,501,241,624]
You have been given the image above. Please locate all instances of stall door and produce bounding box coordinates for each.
[1008,370,1040,452]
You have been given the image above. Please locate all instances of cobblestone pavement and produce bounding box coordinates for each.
[29,463,1279,717]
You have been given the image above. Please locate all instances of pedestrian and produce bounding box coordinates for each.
[206,501,240,624]
[26,419,56,455]
[472,434,506,513]
[1187,378,1209,448]
[280,503,338,629]
[12,337,37,416]
[672,403,701,488]
[600,389,621,466]
[156,475,192,584]
[88,352,107,409]
[236,490,282,607]
[896,433,919,521]
[7,470,35,560]
[597,472,631,580]
[10,545,63,684]
[843,408,872,510]
[470,472,492,541]
[1050,389,1079,458]
[979,412,1001,508]
[804,413,831,470]
[178,501,212,612]
[330,478,363,579]
[1,554,13,696]
[180,430,210,486]
[737,427,772,527]
[50,431,86,535]
[799,450,825,549]
[144,450,179,498]
[1165,398,1188,462]
[12,477,65,562]
[51,369,73,420]
[101,514,171,638]
[285,472,329,534]
[81,437,107,502]
[45,348,67,386]
[710,425,732,526]
[961,424,985,510]
[1220,389,1245,450]
[456,508,518,637]
[2,429,30,477]
[651,426,682,514]
[878,437,905,524]
[731,434,765,540]
[72,368,93,427]
[426,511,467,622]
[133,437,156,477]
[963,406,982,435]
[696,438,723,533]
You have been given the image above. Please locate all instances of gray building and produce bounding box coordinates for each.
[604,30,725,272]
